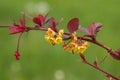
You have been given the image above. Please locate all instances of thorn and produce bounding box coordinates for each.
[93,60,98,67]
[100,54,108,63]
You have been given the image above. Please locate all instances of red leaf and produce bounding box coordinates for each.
[89,22,102,36]
[33,14,45,27]
[33,18,41,25]
[8,25,26,34]
[20,13,26,27]
[94,23,102,34]
[20,19,25,27]
[67,18,79,33]
[48,18,57,32]
[116,48,120,53]
[38,14,45,25]
[89,22,95,35]
[79,25,90,35]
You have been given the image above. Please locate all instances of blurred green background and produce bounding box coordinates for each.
[0,0,120,80]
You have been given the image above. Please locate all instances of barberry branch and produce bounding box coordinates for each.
[0,25,10,28]
[25,27,113,53]
[0,13,120,80]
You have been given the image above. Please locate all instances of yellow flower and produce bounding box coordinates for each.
[58,29,64,36]
[63,42,77,53]
[77,42,89,54]
[77,45,87,54]
[66,42,75,53]
[64,41,89,54]
[45,28,64,45]
[46,37,56,45]
[83,42,89,47]
[71,33,77,42]
[46,28,56,37]
[55,36,63,44]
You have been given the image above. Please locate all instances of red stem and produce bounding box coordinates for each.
[83,59,120,80]
[77,36,111,51]
[17,32,23,51]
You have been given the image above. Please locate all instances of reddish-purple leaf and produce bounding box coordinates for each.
[67,18,79,33]
[94,23,102,34]
[33,14,45,27]
[20,19,25,27]
[116,48,120,53]
[8,13,27,34]
[89,22,102,36]
[38,14,45,25]
[33,18,41,25]
[89,22,95,35]
[79,25,90,35]
[48,18,57,32]
[8,25,26,34]
[20,13,26,27]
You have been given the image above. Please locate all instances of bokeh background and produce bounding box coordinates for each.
[0,0,120,80]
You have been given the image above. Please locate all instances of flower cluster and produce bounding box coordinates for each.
[45,28,64,45]
[63,34,89,54]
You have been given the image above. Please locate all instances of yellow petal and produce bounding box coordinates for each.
[71,33,77,42]
[56,37,63,44]
[46,28,56,37]
[58,29,64,36]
